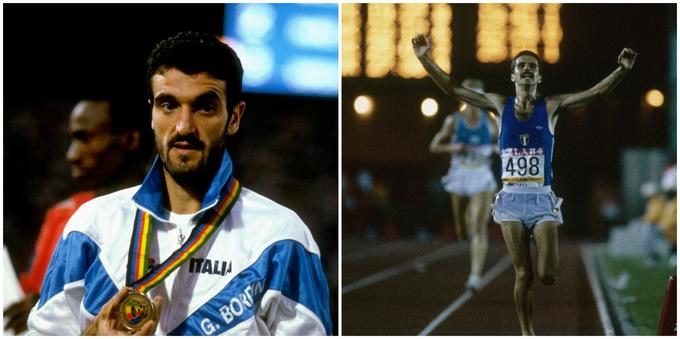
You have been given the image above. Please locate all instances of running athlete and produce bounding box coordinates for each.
[413,34,636,335]
[430,78,498,292]
[26,31,332,335]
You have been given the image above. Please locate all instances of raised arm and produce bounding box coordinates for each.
[412,34,502,114]
[430,114,464,154]
[548,48,637,112]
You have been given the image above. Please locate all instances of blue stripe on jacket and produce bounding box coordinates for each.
[169,239,332,335]
[39,231,117,313]
[38,233,331,335]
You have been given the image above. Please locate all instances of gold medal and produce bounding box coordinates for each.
[121,178,240,332]
[117,290,154,331]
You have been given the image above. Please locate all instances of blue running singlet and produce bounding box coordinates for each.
[498,97,554,187]
[450,111,494,169]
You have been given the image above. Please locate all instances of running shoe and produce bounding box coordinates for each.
[465,274,482,292]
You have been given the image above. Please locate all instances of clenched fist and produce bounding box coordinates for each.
[412,34,432,59]
[618,48,637,71]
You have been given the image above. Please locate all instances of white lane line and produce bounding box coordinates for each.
[418,255,513,336]
[580,244,615,336]
[342,242,468,294]
[343,240,421,263]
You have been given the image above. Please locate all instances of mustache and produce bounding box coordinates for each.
[168,134,205,149]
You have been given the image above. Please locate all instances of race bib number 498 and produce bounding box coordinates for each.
[501,148,545,184]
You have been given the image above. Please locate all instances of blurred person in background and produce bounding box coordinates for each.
[658,164,676,262]
[26,31,332,335]
[413,33,636,334]
[4,96,148,334]
[641,181,665,228]
[637,162,676,265]
[638,180,668,264]
[429,78,498,292]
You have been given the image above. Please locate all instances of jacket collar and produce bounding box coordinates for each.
[132,150,234,222]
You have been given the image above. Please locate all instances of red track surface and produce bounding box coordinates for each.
[342,237,604,335]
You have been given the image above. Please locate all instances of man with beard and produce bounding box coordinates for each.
[413,34,636,335]
[26,31,332,336]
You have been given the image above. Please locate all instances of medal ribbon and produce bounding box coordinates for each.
[126,177,241,293]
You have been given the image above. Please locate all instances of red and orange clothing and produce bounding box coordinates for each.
[19,191,96,295]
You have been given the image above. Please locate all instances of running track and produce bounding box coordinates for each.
[342,236,604,335]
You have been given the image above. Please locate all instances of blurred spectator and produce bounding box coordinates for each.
[3,96,149,334]
[354,170,379,239]
[609,162,676,267]
[342,172,359,235]
[658,164,676,250]
[352,170,395,239]
[640,163,676,264]
[342,172,357,210]
[590,181,624,240]
[641,181,664,225]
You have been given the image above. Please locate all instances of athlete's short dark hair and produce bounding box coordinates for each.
[510,50,541,73]
[146,31,244,111]
[78,92,146,135]
[76,91,152,158]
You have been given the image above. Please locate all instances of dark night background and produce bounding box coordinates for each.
[2,3,678,335]
[342,4,676,241]
[3,4,338,333]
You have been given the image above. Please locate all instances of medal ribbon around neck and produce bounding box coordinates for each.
[126,177,241,293]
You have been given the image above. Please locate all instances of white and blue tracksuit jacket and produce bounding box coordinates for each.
[26,151,332,335]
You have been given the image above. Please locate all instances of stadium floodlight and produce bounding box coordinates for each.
[421,98,439,117]
[354,95,374,116]
[645,89,664,108]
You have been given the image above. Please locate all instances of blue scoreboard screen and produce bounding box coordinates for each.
[223,3,338,97]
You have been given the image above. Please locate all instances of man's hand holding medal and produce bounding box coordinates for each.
[81,287,163,335]
[80,176,240,335]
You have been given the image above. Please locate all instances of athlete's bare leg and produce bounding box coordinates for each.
[533,221,560,285]
[468,190,493,278]
[500,221,535,335]
[450,194,469,241]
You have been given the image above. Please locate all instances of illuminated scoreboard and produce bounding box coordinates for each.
[342,4,563,79]
[477,4,562,63]
[223,3,338,97]
[342,3,452,79]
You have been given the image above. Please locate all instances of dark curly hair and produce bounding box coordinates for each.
[146,31,243,111]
